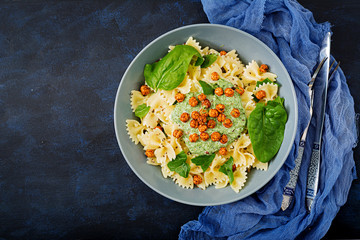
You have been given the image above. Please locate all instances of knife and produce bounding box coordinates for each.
[306,32,331,211]
[281,56,327,211]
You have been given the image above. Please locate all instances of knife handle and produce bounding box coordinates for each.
[281,140,305,210]
[306,142,321,211]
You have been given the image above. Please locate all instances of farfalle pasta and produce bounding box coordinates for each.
[125,37,286,192]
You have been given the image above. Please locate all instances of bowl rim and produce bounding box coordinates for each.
[114,23,298,206]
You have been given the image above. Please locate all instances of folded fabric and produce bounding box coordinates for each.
[179,0,357,239]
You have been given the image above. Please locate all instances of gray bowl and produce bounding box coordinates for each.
[114,24,298,206]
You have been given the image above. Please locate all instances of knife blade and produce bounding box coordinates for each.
[306,32,331,211]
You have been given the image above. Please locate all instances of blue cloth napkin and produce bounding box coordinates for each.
[179,0,358,239]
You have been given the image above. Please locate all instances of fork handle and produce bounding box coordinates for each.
[306,142,321,211]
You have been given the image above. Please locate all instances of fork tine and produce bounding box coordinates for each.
[329,61,335,71]
[328,61,340,82]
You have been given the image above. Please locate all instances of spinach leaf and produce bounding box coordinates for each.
[248,98,287,163]
[219,157,234,184]
[256,78,280,88]
[191,153,216,172]
[201,54,218,68]
[144,45,201,91]
[167,151,190,178]
[199,80,215,95]
[195,56,204,66]
[135,104,150,118]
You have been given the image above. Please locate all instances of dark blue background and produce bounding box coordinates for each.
[0,0,359,239]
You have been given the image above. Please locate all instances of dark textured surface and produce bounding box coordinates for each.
[0,0,358,239]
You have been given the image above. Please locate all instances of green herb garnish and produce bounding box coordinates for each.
[248,97,287,163]
[144,45,201,91]
[198,80,215,95]
[135,104,150,118]
[191,153,216,172]
[167,151,190,178]
[219,157,234,184]
[256,78,280,88]
[201,54,218,68]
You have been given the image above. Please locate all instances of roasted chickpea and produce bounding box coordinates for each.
[209,109,219,118]
[214,87,223,96]
[197,115,208,125]
[189,133,199,142]
[255,90,266,100]
[193,175,203,185]
[202,99,211,109]
[235,87,245,95]
[155,126,163,132]
[217,113,226,122]
[220,50,227,56]
[189,96,198,107]
[223,118,233,128]
[220,134,228,144]
[145,149,155,157]
[198,124,208,133]
[211,72,220,81]
[198,93,207,101]
[200,132,210,141]
[199,109,208,117]
[216,104,225,113]
[232,164,237,172]
[207,119,216,129]
[191,111,200,120]
[175,92,185,102]
[259,64,269,73]
[190,119,199,128]
[224,88,234,97]
[219,147,227,155]
[211,132,221,141]
[231,108,241,118]
[180,112,190,123]
[140,85,150,96]
[173,129,183,138]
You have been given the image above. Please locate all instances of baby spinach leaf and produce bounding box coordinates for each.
[201,54,218,68]
[248,98,287,163]
[195,56,204,66]
[144,45,201,91]
[198,80,215,95]
[256,78,280,88]
[191,153,216,172]
[167,151,190,178]
[135,104,150,118]
[219,156,234,184]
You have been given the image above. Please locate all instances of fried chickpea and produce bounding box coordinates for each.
[207,119,216,129]
[220,50,227,56]
[224,88,234,97]
[214,87,223,96]
[209,109,219,118]
[191,111,200,120]
[197,115,208,125]
[235,87,245,95]
[231,108,241,118]
[140,85,150,96]
[155,126,163,132]
[199,109,208,117]
[217,113,226,122]
[211,72,220,81]
[232,164,236,172]
[145,149,155,157]
[216,104,225,113]
[193,175,203,185]
[198,93,207,101]
[189,133,199,142]
[259,64,269,73]
[173,129,183,138]
[189,96,199,107]
[219,147,227,155]
[180,112,190,123]
[200,132,210,141]
[202,99,211,109]
[223,118,233,128]
[220,134,228,144]
[175,92,185,102]
[190,119,199,128]
[255,90,266,100]
[211,132,221,141]
[198,124,208,133]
